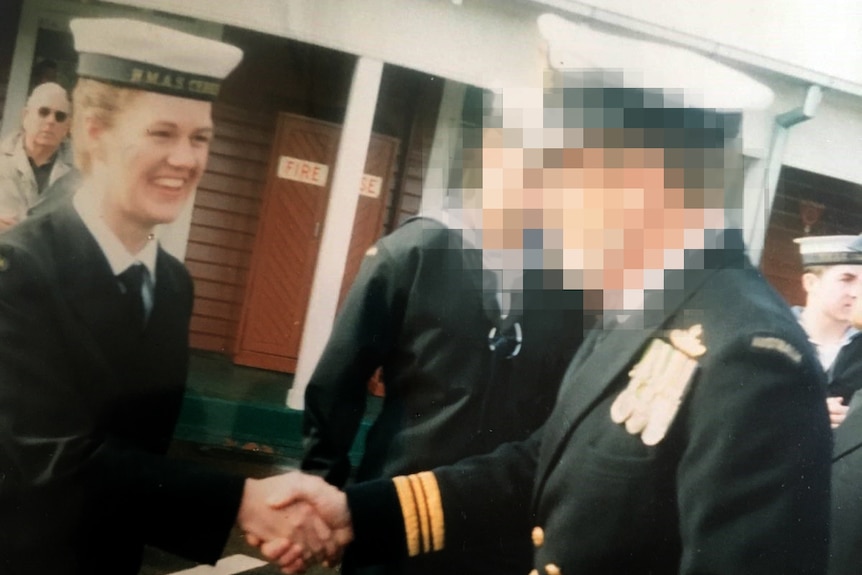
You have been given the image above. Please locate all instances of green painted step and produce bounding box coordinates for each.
[174,351,376,465]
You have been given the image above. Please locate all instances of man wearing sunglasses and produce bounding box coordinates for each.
[0,81,75,232]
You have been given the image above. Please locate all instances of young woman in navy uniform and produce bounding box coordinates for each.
[0,18,339,575]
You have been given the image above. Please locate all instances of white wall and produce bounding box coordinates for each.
[738,69,862,184]
[570,0,862,86]
[782,89,862,184]
[107,0,862,187]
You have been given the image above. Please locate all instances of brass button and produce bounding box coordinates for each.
[545,563,561,575]
[531,526,545,547]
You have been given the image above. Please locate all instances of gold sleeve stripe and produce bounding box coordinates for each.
[393,475,421,557]
[394,472,446,556]
[407,474,432,554]
[417,471,445,552]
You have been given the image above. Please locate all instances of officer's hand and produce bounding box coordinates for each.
[827,396,849,428]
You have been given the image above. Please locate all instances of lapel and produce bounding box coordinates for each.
[833,391,862,460]
[144,247,190,338]
[533,242,734,498]
[460,236,502,323]
[48,148,72,187]
[49,204,139,371]
[534,311,664,494]
[11,141,36,204]
[11,138,31,182]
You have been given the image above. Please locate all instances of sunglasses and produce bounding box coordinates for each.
[37,107,68,123]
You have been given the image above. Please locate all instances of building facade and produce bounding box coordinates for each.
[2,0,862,414]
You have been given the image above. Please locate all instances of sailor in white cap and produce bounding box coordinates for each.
[793,235,862,426]
[0,17,346,575]
[826,233,862,575]
[255,13,832,575]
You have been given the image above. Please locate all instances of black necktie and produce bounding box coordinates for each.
[118,264,147,330]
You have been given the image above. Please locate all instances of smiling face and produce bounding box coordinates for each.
[90,91,213,232]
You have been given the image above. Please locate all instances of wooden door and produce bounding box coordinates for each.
[338,136,399,306]
[234,112,397,372]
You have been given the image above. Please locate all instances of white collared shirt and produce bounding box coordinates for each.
[73,186,158,311]
[791,306,859,371]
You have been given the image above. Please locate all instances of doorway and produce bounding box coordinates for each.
[233,112,397,372]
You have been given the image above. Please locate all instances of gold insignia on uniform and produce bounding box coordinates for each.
[0,254,8,272]
[365,246,379,256]
[669,324,706,358]
[393,472,445,557]
[532,526,545,547]
[750,336,802,364]
[610,325,705,446]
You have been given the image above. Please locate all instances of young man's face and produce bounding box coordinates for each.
[805,265,862,324]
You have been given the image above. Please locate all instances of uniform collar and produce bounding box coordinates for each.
[791,305,859,371]
[791,306,860,344]
[73,184,158,279]
[432,207,525,315]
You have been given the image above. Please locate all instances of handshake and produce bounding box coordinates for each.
[237,471,354,574]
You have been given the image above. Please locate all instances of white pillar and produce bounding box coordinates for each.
[0,0,39,140]
[287,56,384,409]
[742,156,770,265]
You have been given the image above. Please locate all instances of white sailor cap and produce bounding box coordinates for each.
[536,14,773,113]
[69,18,243,101]
[488,14,773,150]
[794,235,862,267]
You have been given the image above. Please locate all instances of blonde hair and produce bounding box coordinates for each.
[71,79,142,174]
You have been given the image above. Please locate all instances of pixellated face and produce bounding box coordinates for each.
[94,91,213,230]
[479,124,726,294]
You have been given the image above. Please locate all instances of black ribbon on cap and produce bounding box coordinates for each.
[801,251,862,266]
[77,53,223,101]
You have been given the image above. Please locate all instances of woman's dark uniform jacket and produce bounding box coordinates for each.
[0,201,244,575]
[344,229,833,575]
[302,217,585,574]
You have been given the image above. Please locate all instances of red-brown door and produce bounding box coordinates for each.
[234,112,397,372]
